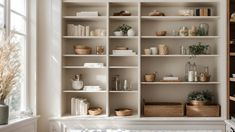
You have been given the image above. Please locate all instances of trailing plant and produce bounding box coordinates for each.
[187,90,213,102]
[117,24,132,34]
[0,30,21,101]
[189,42,209,55]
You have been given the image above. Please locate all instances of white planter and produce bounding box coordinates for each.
[127,29,135,36]
[113,31,123,36]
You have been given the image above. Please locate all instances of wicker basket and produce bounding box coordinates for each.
[115,108,133,116]
[88,107,102,116]
[144,102,184,117]
[74,45,92,55]
[186,104,220,117]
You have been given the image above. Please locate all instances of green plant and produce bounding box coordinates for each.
[189,42,209,55]
[187,90,212,102]
[117,24,131,34]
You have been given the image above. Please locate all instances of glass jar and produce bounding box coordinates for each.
[198,23,209,36]
[96,46,105,55]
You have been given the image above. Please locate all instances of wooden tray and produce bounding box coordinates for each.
[144,102,184,117]
[186,104,220,117]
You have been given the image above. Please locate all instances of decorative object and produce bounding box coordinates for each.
[188,26,197,36]
[178,9,194,16]
[113,31,124,36]
[72,74,84,90]
[187,62,194,82]
[186,104,220,117]
[144,48,151,55]
[144,101,184,117]
[113,11,131,16]
[0,31,20,125]
[180,45,187,55]
[112,75,120,91]
[83,86,101,91]
[233,74,235,78]
[187,90,213,106]
[150,47,158,55]
[116,46,128,50]
[74,45,92,55]
[123,80,128,91]
[148,10,165,16]
[199,66,210,82]
[171,30,179,36]
[116,24,132,35]
[127,28,135,36]
[115,108,133,116]
[96,46,105,55]
[179,26,188,36]
[231,13,235,20]
[156,31,167,36]
[161,74,180,82]
[83,63,104,68]
[88,107,103,116]
[76,11,99,16]
[198,23,209,36]
[185,61,191,81]
[192,62,198,82]
[158,44,168,55]
[144,72,157,82]
[188,42,209,55]
[112,50,136,55]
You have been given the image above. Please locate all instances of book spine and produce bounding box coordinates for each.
[71,98,75,115]
[85,26,90,36]
[78,25,81,36]
[204,8,208,16]
[81,26,85,36]
[200,8,204,16]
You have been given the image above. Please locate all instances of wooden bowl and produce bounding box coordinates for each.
[156,31,167,36]
[88,107,103,116]
[144,74,155,82]
[74,45,92,55]
[115,108,133,116]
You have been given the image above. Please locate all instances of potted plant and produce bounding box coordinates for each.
[187,90,213,106]
[0,31,20,125]
[114,24,132,36]
[188,42,209,56]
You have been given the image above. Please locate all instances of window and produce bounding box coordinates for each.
[0,0,28,119]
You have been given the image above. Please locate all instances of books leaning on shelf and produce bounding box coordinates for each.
[76,11,99,16]
[71,97,89,116]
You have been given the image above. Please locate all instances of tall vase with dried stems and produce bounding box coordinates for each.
[0,30,20,125]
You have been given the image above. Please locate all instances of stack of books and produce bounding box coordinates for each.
[112,50,136,56]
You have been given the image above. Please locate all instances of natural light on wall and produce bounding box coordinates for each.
[0,0,28,120]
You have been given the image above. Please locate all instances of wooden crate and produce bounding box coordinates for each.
[144,102,184,117]
[186,104,220,117]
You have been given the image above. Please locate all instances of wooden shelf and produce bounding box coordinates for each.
[63,36,106,39]
[109,66,138,69]
[63,90,106,93]
[109,90,138,93]
[109,36,138,39]
[141,82,221,85]
[141,36,221,39]
[63,66,106,69]
[63,16,106,21]
[109,16,138,20]
[63,54,106,57]
[141,16,220,21]
[109,55,138,57]
[141,55,219,57]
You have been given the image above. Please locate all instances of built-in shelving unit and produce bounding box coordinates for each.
[60,0,226,121]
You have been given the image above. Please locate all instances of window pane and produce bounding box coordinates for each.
[6,34,26,120]
[0,0,4,5]
[0,7,3,28]
[11,12,26,34]
[11,0,26,16]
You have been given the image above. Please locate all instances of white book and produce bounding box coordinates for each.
[74,25,78,36]
[112,50,133,54]
[67,24,74,36]
[78,25,82,36]
[163,77,179,80]
[81,26,85,36]
[71,98,75,115]
[84,63,104,68]
[85,26,90,36]
[76,11,98,16]
[75,98,80,115]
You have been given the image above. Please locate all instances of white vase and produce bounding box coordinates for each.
[127,29,135,36]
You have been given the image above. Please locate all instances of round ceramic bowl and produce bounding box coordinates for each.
[113,31,124,36]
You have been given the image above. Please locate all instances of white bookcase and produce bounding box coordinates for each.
[60,0,227,120]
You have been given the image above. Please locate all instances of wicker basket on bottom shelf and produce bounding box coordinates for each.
[186,104,220,117]
[144,102,184,117]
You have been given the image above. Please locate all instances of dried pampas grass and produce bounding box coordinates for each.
[0,30,21,101]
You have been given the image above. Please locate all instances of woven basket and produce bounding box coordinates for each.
[88,107,102,116]
[115,108,133,116]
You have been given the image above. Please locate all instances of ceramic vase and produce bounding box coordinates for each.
[127,28,135,36]
[0,100,8,125]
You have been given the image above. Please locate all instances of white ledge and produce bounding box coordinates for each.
[0,116,39,131]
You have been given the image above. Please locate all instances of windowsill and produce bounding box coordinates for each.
[0,116,39,131]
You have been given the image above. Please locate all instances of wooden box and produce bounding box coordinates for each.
[186,104,220,117]
[144,102,184,117]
